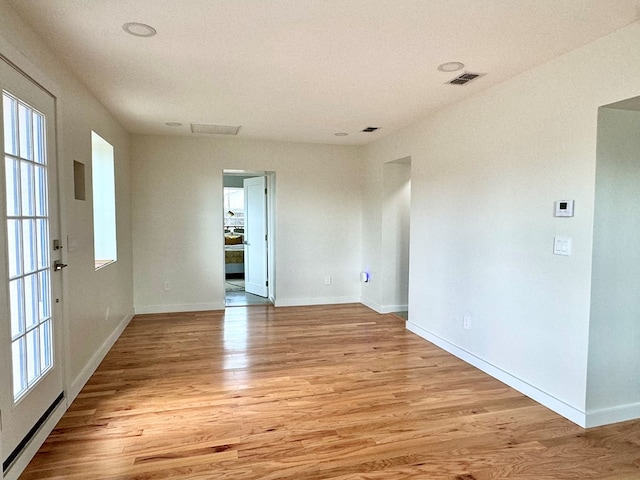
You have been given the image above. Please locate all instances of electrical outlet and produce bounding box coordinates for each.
[164,281,170,291]
[463,315,471,330]
[324,276,331,285]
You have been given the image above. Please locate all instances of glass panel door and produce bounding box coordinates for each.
[0,58,63,476]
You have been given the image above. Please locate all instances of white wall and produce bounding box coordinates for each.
[0,1,134,476]
[361,23,640,426]
[587,106,640,425]
[131,135,362,313]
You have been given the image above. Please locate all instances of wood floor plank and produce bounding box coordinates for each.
[19,304,640,479]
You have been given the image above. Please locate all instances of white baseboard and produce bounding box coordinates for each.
[134,302,225,315]
[68,311,134,402]
[359,297,407,314]
[274,296,360,307]
[585,403,640,428]
[378,304,408,314]
[360,297,382,313]
[406,321,588,428]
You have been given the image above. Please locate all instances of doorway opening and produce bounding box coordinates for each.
[382,157,411,320]
[223,170,274,307]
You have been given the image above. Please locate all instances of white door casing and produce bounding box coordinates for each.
[243,176,268,298]
[0,58,64,473]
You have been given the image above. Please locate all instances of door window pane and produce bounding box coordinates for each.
[33,111,45,164]
[36,218,48,269]
[38,270,50,321]
[5,156,20,215]
[35,164,47,216]
[39,320,52,370]
[26,328,40,385]
[10,278,23,338]
[3,94,17,155]
[22,219,36,274]
[18,103,32,160]
[12,338,26,396]
[21,160,34,216]
[7,219,22,278]
[24,273,38,330]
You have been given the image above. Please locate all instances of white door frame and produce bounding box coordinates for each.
[222,170,276,304]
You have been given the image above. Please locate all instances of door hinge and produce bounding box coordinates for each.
[266,281,269,287]
[265,188,267,195]
[265,234,267,241]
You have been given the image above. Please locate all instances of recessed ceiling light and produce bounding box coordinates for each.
[334,132,348,136]
[437,62,465,72]
[165,122,182,127]
[122,22,157,37]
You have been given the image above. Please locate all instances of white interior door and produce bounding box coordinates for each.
[0,59,64,474]
[243,176,268,297]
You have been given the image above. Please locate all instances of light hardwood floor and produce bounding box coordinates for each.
[20,304,640,479]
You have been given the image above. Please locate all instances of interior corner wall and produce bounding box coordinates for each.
[586,106,640,426]
[0,0,134,475]
[361,23,640,426]
[131,135,363,313]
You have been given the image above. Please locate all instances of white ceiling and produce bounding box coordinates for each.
[8,0,640,145]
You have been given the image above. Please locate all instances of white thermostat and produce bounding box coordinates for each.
[554,200,574,217]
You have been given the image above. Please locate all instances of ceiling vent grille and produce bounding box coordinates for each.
[447,72,483,86]
[361,126,380,133]
[190,124,241,135]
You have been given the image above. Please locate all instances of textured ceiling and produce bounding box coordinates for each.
[7,0,640,144]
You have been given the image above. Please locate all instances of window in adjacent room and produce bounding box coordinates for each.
[224,187,245,232]
[91,131,117,269]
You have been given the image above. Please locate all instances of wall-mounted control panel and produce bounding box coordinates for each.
[554,200,574,217]
[553,236,572,256]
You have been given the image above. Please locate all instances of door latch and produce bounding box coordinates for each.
[53,260,68,271]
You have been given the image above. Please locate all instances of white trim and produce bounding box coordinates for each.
[378,304,408,314]
[2,399,66,480]
[68,312,134,402]
[274,296,360,307]
[585,403,640,428]
[406,321,588,427]
[358,298,406,314]
[134,303,225,315]
[360,296,383,313]
[0,33,60,99]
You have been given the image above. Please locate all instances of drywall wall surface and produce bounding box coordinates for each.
[131,135,363,312]
[362,23,640,420]
[0,0,134,390]
[587,107,640,422]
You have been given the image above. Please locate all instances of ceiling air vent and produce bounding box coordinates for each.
[361,126,380,133]
[190,123,241,135]
[447,72,483,86]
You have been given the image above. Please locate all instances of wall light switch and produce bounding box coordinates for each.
[553,236,572,256]
[67,235,79,252]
